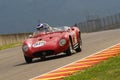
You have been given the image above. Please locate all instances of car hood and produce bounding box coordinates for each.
[23,31,67,45]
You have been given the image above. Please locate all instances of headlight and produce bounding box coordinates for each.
[59,39,66,46]
[22,45,29,52]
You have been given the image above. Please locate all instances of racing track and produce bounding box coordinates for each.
[0,29,120,80]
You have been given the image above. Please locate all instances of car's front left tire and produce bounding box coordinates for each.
[65,37,73,56]
[24,55,32,63]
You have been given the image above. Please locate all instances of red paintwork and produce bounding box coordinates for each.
[22,26,80,58]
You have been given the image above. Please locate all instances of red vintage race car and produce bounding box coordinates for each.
[22,23,82,63]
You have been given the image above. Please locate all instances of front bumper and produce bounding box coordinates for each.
[23,43,69,58]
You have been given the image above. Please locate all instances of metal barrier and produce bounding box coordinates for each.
[78,13,120,32]
[0,33,31,46]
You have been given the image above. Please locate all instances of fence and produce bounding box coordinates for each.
[78,13,120,32]
[1,13,120,46]
[0,33,31,46]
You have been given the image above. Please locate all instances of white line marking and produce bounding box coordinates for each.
[30,43,120,80]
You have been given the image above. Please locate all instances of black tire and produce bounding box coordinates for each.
[24,55,32,63]
[66,39,73,56]
[76,34,82,52]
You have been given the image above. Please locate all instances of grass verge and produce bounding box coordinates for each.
[64,54,120,80]
[0,42,22,50]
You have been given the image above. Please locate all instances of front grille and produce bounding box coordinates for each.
[33,50,54,57]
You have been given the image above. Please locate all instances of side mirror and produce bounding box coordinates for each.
[29,35,32,38]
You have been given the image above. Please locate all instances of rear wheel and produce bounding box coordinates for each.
[76,40,82,52]
[76,33,82,52]
[24,55,32,63]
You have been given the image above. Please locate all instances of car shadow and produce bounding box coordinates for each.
[14,53,74,67]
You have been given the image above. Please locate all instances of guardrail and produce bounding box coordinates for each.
[78,13,120,32]
[0,33,31,46]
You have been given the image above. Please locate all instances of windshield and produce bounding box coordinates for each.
[33,24,70,36]
[52,26,70,31]
[37,27,50,32]
[33,28,51,36]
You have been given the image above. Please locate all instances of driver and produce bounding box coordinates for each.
[36,23,53,32]
[33,23,53,36]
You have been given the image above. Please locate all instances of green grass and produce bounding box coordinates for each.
[0,42,22,50]
[64,54,120,80]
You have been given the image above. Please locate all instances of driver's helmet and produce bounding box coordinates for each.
[36,23,47,29]
[36,23,52,32]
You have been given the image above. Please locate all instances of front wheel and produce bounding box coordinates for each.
[24,55,32,63]
[65,40,73,56]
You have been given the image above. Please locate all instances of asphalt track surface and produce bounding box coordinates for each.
[0,29,120,80]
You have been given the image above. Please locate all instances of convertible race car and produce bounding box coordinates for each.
[22,23,82,63]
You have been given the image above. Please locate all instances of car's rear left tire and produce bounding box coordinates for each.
[76,40,82,52]
[24,55,32,63]
[76,33,82,52]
